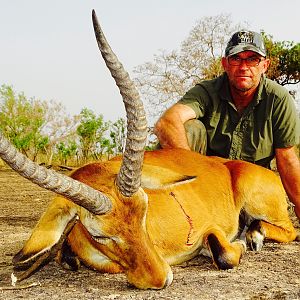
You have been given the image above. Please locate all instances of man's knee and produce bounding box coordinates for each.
[184,119,207,154]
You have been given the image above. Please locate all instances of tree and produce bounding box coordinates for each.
[56,140,78,165]
[109,118,126,156]
[263,34,300,86]
[98,137,112,159]
[134,14,241,120]
[76,108,109,162]
[0,84,79,164]
[41,100,80,165]
[0,84,49,160]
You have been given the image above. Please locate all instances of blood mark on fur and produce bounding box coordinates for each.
[170,192,194,246]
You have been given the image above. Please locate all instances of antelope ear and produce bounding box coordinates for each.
[141,165,197,190]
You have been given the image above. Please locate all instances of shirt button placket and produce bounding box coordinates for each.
[229,123,243,160]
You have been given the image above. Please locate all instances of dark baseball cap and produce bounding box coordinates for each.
[225,30,267,57]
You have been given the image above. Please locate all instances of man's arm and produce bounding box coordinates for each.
[275,146,300,220]
[154,103,196,150]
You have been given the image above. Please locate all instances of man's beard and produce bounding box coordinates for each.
[232,84,252,92]
[230,78,255,93]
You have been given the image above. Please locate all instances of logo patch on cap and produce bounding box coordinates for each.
[237,31,254,44]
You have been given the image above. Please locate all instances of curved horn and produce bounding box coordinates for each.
[0,131,112,215]
[92,10,147,197]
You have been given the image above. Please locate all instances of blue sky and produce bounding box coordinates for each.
[1,0,299,121]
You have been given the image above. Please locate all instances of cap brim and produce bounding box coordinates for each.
[226,44,266,57]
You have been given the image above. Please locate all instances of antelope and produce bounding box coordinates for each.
[0,10,298,290]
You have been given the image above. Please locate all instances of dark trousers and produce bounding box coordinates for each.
[184,119,207,154]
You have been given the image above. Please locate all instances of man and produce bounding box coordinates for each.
[154,30,300,220]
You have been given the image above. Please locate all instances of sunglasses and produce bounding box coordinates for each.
[227,55,265,67]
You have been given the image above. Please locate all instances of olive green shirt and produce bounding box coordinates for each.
[178,73,300,168]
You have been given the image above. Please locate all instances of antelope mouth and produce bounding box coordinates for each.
[91,235,112,245]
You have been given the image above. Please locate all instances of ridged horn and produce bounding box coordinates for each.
[92,10,147,197]
[0,131,112,215]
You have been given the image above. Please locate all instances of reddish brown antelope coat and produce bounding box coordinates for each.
[0,10,298,290]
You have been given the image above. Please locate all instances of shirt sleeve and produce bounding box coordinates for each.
[272,91,300,148]
[177,84,207,119]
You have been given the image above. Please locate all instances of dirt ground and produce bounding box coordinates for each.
[0,167,299,300]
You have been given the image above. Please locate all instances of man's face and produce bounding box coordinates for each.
[222,51,270,93]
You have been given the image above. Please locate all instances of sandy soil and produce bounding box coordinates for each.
[0,167,299,300]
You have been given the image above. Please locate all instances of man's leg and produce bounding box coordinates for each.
[184,119,207,154]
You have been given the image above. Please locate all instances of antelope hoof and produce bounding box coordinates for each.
[246,220,265,251]
[56,240,81,271]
